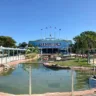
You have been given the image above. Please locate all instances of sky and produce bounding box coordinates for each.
[0,0,96,44]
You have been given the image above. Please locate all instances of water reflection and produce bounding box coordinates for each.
[75,70,91,90]
[0,66,16,76]
[0,62,96,94]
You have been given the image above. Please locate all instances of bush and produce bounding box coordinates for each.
[26,47,39,54]
[25,53,37,59]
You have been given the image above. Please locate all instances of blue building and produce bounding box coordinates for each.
[29,38,72,54]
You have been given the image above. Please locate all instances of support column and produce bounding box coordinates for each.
[71,68,74,96]
[24,51,26,60]
[1,49,4,64]
[8,50,10,62]
[20,50,21,60]
[1,51,2,64]
[17,50,19,60]
[6,50,8,64]
[29,65,32,95]
[18,50,20,60]
[13,50,14,61]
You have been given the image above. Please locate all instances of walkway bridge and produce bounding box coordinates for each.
[0,46,26,64]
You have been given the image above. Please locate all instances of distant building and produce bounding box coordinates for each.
[29,37,72,54]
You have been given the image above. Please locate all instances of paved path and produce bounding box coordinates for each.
[84,94,96,96]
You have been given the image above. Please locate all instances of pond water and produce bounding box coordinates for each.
[0,62,96,94]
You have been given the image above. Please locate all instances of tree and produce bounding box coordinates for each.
[73,31,96,52]
[28,44,33,47]
[73,31,96,63]
[0,36,16,47]
[18,42,28,48]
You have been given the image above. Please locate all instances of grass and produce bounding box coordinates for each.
[54,58,91,67]
[24,59,39,64]
[25,53,37,59]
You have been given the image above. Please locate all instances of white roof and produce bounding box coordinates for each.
[0,46,26,51]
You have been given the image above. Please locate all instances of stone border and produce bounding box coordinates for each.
[43,63,94,71]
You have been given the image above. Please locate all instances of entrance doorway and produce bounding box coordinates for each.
[42,48,59,54]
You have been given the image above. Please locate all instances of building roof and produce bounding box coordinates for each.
[29,39,72,43]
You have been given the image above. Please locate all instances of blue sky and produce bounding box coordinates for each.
[0,0,96,44]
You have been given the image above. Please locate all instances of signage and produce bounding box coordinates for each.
[39,43,61,47]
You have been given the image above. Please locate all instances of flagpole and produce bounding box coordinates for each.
[50,26,51,39]
[41,29,43,39]
[45,27,48,39]
[45,30,46,39]
[59,29,61,39]
[54,27,56,39]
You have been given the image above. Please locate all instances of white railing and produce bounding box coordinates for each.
[0,55,25,64]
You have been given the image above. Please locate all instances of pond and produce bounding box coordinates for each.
[0,61,95,94]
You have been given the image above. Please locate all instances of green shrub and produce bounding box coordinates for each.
[25,53,37,59]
